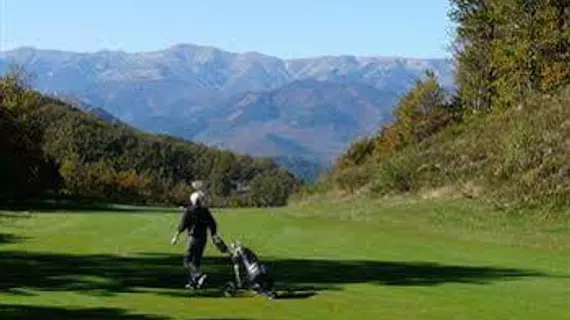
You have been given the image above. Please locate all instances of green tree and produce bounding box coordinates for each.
[449,0,499,113]
[336,137,376,170]
[449,0,570,111]
[0,69,61,202]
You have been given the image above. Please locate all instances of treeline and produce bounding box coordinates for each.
[0,68,302,207]
[301,0,570,212]
[451,0,570,112]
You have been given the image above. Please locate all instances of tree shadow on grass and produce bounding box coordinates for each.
[0,250,550,300]
[0,211,33,219]
[0,303,253,320]
[0,198,172,214]
[0,304,169,320]
[0,233,25,245]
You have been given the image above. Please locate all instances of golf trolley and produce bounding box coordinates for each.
[212,235,277,299]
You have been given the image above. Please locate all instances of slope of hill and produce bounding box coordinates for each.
[186,80,400,162]
[313,90,570,211]
[0,45,454,163]
[0,74,301,207]
[303,1,570,214]
[50,94,125,125]
[273,155,324,183]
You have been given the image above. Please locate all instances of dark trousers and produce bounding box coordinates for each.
[184,236,207,274]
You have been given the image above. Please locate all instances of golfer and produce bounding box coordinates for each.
[171,189,218,289]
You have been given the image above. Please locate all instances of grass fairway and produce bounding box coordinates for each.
[1,198,569,319]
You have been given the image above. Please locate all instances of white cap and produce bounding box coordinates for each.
[191,180,204,190]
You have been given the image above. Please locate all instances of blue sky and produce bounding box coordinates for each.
[1,0,454,59]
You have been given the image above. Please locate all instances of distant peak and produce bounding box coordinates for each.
[1,43,450,61]
[165,43,199,50]
[6,46,39,54]
[165,43,223,53]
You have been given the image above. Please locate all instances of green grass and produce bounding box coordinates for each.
[1,198,570,319]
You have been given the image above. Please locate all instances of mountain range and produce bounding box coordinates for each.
[0,44,454,179]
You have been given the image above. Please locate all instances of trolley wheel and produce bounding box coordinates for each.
[223,281,237,297]
[265,290,277,299]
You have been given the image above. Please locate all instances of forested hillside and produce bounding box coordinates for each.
[0,68,301,208]
[304,0,570,213]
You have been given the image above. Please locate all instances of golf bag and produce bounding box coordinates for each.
[212,235,276,299]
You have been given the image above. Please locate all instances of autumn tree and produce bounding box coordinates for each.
[537,0,570,92]
[373,70,453,158]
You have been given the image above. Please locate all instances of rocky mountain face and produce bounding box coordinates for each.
[0,44,454,180]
